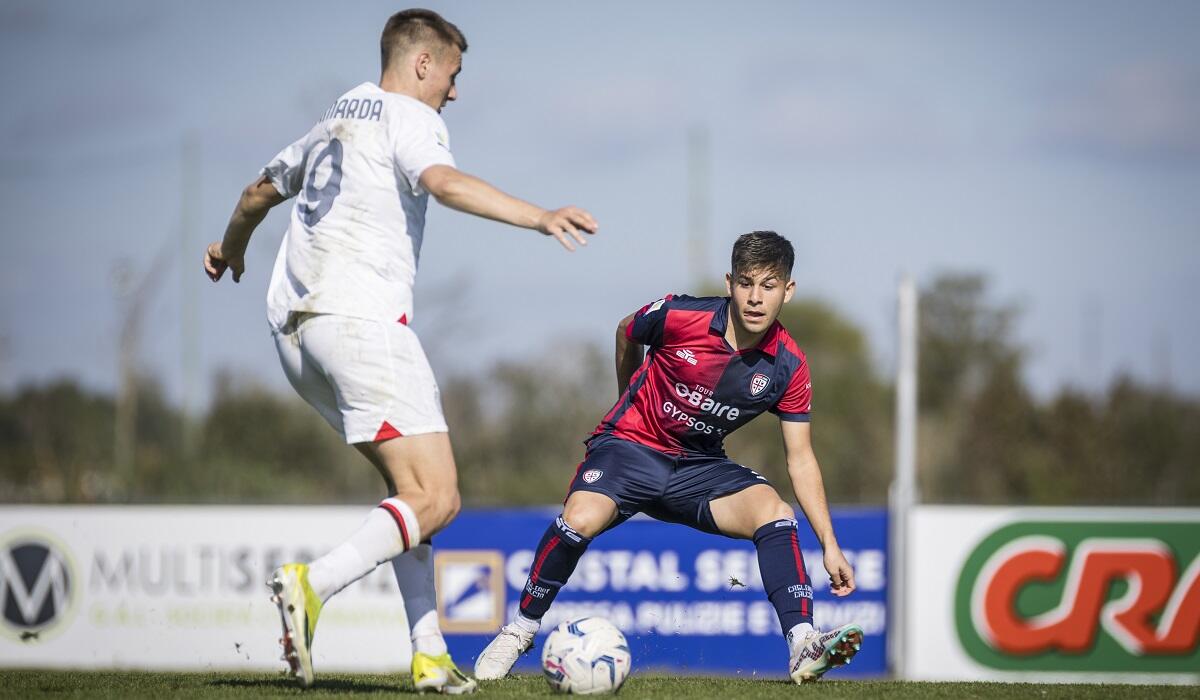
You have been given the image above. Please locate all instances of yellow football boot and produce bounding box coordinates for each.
[412,651,478,695]
[268,563,324,688]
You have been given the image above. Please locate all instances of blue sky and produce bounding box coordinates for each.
[2,0,1198,410]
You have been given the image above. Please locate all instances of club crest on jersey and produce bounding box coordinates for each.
[751,373,771,396]
[582,469,603,484]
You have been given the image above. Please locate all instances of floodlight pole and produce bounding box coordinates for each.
[889,274,918,679]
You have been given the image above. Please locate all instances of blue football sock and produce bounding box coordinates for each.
[518,515,592,620]
[753,519,815,635]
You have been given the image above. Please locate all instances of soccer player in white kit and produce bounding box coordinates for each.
[203,9,597,693]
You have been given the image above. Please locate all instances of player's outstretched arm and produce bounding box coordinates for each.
[419,164,597,251]
[614,313,644,395]
[204,175,288,283]
[781,419,856,598]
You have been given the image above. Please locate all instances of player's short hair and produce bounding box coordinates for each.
[380,9,468,72]
[731,231,794,280]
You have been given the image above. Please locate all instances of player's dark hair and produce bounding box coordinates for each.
[380,9,468,72]
[731,231,794,280]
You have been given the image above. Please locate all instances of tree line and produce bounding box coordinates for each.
[2,273,1196,506]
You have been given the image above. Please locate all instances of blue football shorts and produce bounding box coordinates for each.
[564,433,772,536]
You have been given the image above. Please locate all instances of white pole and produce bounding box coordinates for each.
[889,274,918,678]
[686,125,711,289]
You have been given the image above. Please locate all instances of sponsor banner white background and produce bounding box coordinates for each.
[0,506,413,671]
[906,506,1012,681]
[906,506,1200,684]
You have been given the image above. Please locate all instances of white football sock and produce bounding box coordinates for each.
[513,612,541,635]
[787,621,817,653]
[391,543,448,656]
[307,497,421,602]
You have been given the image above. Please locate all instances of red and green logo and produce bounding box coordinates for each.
[954,519,1200,673]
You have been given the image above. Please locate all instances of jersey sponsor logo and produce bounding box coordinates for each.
[675,349,699,366]
[435,550,506,633]
[954,519,1200,673]
[672,383,741,422]
[662,401,718,435]
[582,469,604,484]
[751,373,771,396]
[0,531,77,642]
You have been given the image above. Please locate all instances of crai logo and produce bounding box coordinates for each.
[955,519,1200,673]
[0,530,78,642]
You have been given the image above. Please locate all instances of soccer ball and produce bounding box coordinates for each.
[541,617,632,694]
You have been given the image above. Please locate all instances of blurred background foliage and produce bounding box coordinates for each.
[2,272,1197,506]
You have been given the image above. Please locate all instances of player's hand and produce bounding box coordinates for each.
[204,241,245,283]
[824,546,856,597]
[536,206,598,252]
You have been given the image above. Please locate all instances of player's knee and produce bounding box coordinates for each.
[561,503,609,539]
[427,491,461,533]
[443,491,462,523]
[756,499,797,530]
[394,486,459,534]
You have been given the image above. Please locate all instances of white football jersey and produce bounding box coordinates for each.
[262,82,455,330]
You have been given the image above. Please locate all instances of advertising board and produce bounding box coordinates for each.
[907,506,1199,683]
[0,506,887,677]
[436,508,887,677]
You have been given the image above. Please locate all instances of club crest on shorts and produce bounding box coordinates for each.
[750,373,771,396]
[582,469,603,484]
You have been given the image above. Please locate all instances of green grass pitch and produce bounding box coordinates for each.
[0,672,1195,698]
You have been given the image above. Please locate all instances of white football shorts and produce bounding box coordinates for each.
[273,313,447,444]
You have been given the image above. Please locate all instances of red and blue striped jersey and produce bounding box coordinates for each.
[593,294,813,456]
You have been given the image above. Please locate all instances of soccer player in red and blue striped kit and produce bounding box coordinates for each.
[475,231,863,683]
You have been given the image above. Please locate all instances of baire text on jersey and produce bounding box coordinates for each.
[664,382,742,436]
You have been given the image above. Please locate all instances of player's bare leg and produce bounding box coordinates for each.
[353,433,476,693]
[709,483,793,539]
[710,484,862,683]
[269,433,470,689]
[475,491,618,680]
[354,432,463,539]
